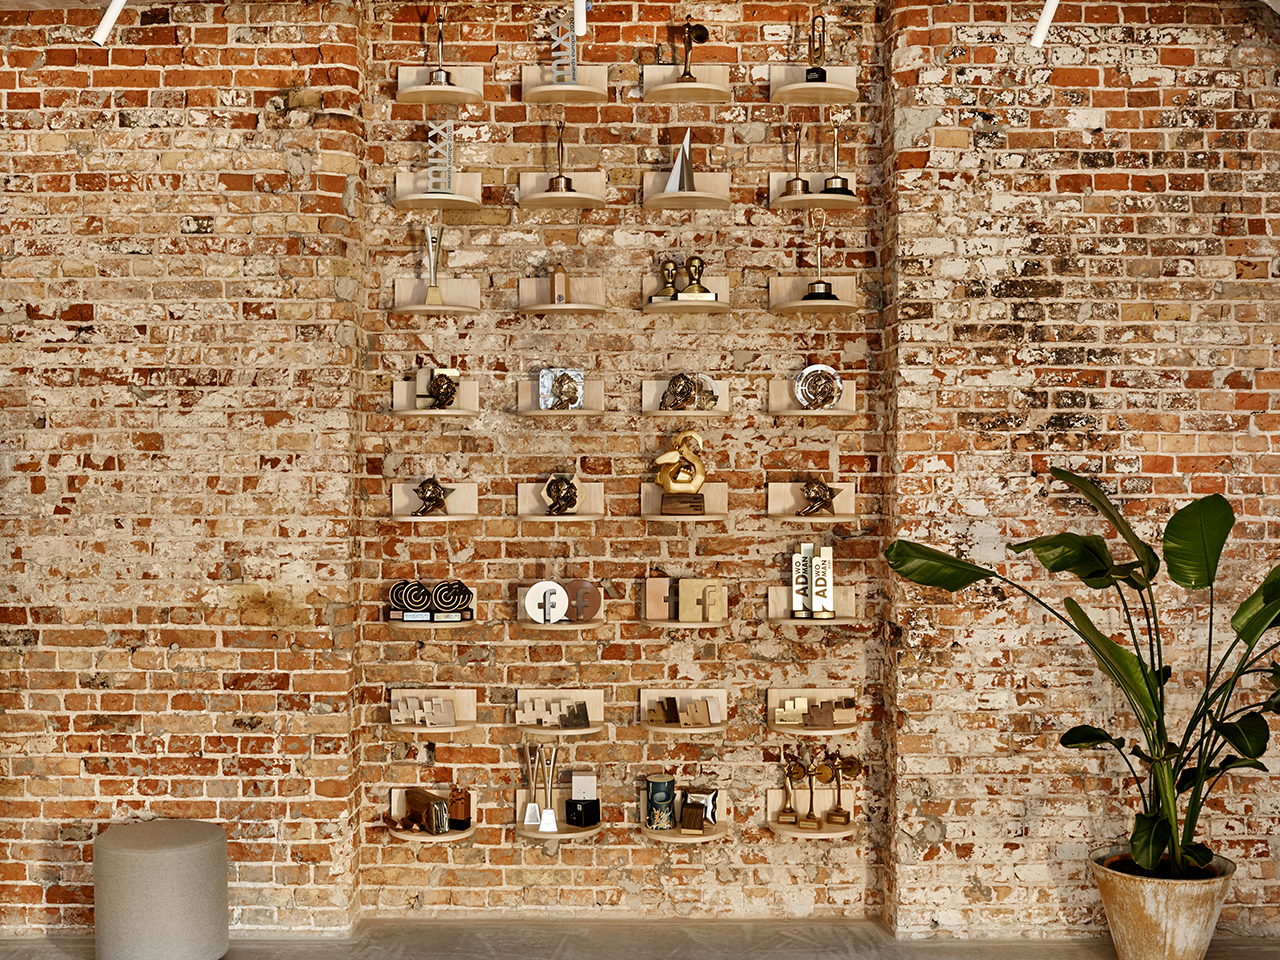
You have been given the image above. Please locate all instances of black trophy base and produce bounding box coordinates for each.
[448,817,472,832]
[806,67,827,83]
[802,281,839,302]
[566,798,601,827]
[662,493,705,515]
[821,176,856,197]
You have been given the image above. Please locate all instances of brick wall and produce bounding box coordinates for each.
[0,0,1277,942]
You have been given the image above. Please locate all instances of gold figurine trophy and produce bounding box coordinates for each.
[677,15,710,82]
[822,117,855,197]
[675,255,715,302]
[825,754,863,826]
[802,209,838,301]
[654,430,707,515]
[547,117,575,194]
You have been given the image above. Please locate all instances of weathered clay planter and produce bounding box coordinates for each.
[1090,844,1235,960]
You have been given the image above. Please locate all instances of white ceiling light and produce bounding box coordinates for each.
[92,0,127,46]
[1029,0,1058,46]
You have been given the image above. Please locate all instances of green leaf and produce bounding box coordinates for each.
[1231,565,1280,652]
[1060,725,1125,750]
[1064,598,1158,726]
[1009,533,1115,587]
[884,540,997,591]
[1261,688,1280,714]
[1212,712,1270,760]
[1184,842,1215,868]
[1131,742,1154,765]
[1049,468,1160,582]
[1267,662,1280,691]
[1130,812,1171,871]
[1176,766,1202,794]
[1163,494,1234,590]
[1216,754,1269,776]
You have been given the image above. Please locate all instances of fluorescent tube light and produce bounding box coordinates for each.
[1029,0,1059,47]
[92,0,128,46]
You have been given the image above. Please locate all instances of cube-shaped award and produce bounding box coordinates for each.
[676,578,725,623]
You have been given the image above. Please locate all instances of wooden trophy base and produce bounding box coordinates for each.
[777,810,799,825]
[662,493,705,515]
[826,809,852,826]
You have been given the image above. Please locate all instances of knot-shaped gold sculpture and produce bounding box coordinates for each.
[549,371,580,410]
[795,364,842,410]
[655,430,706,494]
[544,476,579,515]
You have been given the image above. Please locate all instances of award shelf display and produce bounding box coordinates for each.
[518,267,607,314]
[641,374,730,417]
[395,10,483,104]
[766,750,862,839]
[515,744,603,841]
[385,785,477,843]
[770,21,857,103]
[641,257,731,314]
[393,170,482,211]
[766,540,862,625]
[516,474,606,521]
[768,364,856,416]
[769,275,857,314]
[390,475,479,521]
[386,579,478,628]
[521,19,607,103]
[518,119,607,209]
[767,583,863,626]
[643,131,731,210]
[391,227,478,316]
[642,576,729,627]
[389,688,477,734]
[766,689,860,735]
[391,369,479,417]
[770,123,859,211]
[641,775,727,843]
[642,17,728,102]
[766,478,857,523]
[516,580,606,630]
[514,689,605,735]
[642,430,729,520]
[639,689,729,734]
[516,368,606,416]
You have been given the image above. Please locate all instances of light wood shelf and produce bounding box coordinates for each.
[518,172,607,209]
[642,171,731,210]
[393,171,483,211]
[390,378,479,417]
[518,277,607,314]
[639,688,729,734]
[639,481,728,520]
[766,482,858,523]
[766,585,863,627]
[765,687,860,736]
[396,65,484,104]
[390,482,479,521]
[767,173,860,210]
[641,275,732,314]
[386,787,478,843]
[514,688,605,735]
[391,277,480,316]
[388,688,477,734]
[521,65,609,103]
[768,276,858,315]
[516,379,606,416]
[514,787,604,839]
[767,378,856,417]
[768,66,859,104]
[642,64,731,102]
[515,482,606,521]
[765,788,857,838]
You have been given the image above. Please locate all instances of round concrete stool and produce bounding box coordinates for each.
[93,819,229,960]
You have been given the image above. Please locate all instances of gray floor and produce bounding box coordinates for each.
[0,919,1276,960]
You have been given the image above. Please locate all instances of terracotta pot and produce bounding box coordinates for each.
[1089,844,1235,960]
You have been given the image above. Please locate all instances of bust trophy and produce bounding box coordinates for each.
[674,255,716,301]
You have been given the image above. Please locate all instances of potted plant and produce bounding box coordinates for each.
[884,468,1280,960]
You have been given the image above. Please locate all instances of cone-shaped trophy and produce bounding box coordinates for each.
[664,129,697,194]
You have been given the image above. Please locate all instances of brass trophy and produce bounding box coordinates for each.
[649,259,679,303]
[778,757,804,825]
[419,223,445,306]
[654,430,707,515]
[822,117,855,197]
[782,124,810,198]
[412,474,453,516]
[802,209,838,301]
[806,15,827,83]
[428,6,454,87]
[541,474,580,516]
[523,743,542,824]
[797,477,840,517]
[677,15,709,82]
[659,373,718,412]
[674,255,716,301]
[547,117,575,193]
[798,757,834,831]
[826,754,863,826]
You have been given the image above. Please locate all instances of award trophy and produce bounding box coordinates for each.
[665,129,697,194]
[795,363,843,410]
[654,430,707,515]
[802,209,838,301]
[418,223,446,306]
[649,259,679,303]
[797,477,840,516]
[778,757,804,825]
[416,367,458,410]
[806,15,826,83]
[538,367,585,410]
[412,474,454,516]
[659,372,718,411]
[539,474,581,517]
[674,255,716,301]
[798,757,834,830]
[782,124,810,198]
[547,117,575,193]
[523,743,542,824]
[428,7,453,87]
[538,744,559,832]
[822,117,855,197]
[826,754,862,826]
[676,15,709,82]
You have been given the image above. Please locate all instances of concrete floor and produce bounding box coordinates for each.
[0,920,1276,960]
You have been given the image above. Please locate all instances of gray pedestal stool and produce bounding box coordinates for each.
[93,819,229,960]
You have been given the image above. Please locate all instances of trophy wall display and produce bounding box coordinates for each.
[417,367,459,410]
[659,372,719,411]
[677,15,710,82]
[794,363,843,410]
[388,579,474,622]
[411,473,454,516]
[538,367,586,410]
[797,477,841,517]
[802,209,839,301]
[806,15,827,83]
[790,542,835,619]
[822,117,854,197]
[428,6,453,86]
[654,430,708,515]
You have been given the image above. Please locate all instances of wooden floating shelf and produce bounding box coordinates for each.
[518,172,607,209]
[769,276,858,315]
[390,482,479,521]
[388,688,477,735]
[767,378,857,417]
[765,789,857,839]
[768,66,859,104]
[766,585,863,627]
[390,378,479,417]
[516,379,606,416]
[387,787,478,843]
[766,687,860,736]
[640,378,731,416]
[768,173,859,211]
[515,481,606,520]
[521,65,609,103]
[639,482,728,521]
[639,618,729,629]
[396,65,485,104]
[391,277,480,316]
[514,689,605,734]
[639,791,730,843]
[642,65,731,102]
[514,788,604,840]
[766,482,857,523]
[642,172,731,210]
[639,689,729,733]
[640,275,732,315]
[393,171,483,211]
[518,277,607,315]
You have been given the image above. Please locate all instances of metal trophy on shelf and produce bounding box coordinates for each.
[417,223,446,306]
[797,476,841,517]
[826,754,863,826]
[674,255,716,301]
[778,756,804,825]
[795,363,843,411]
[649,259,679,304]
[523,743,542,825]
[538,744,559,832]
[665,129,697,194]
[659,372,718,412]
[654,430,707,515]
[822,117,855,197]
[547,117,576,194]
[782,124,810,198]
[677,15,709,82]
[802,209,838,301]
[806,15,827,83]
[799,756,835,830]
[427,6,453,87]
[412,474,454,516]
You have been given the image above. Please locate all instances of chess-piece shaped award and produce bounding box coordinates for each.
[802,209,839,301]
[538,367,585,410]
[797,477,841,517]
[659,372,718,411]
[795,363,843,410]
[822,117,855,196]
[649,259,679,303]
[419,223,446,306]
[525,579,570,623]
[665,129,697,194]
[539,744,559,832]
[779,758,804,825]
[674,255,716,301]
[412,474,453,516]
[540,473,581,516]
[428,6,454,86]
[547,118,575,193]
[523,743,542,824]
[806,15,826,83]
[782,124,810,198]
[551,263,571,304]
[826,754,862,826]
[676,15,709,82]
[654,430,707,515]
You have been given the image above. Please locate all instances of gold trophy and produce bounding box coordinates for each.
[778,758,804,825]
[412,474,452,516]
[649,259,679,303]
[799,757,834,830]
[797,477,841,516]
[806,15,826,83]
[547,117,576,193]
[419,223,445,306]
[654,430,707,515]
[822,117,855,197]
[802,209,838,301]
[674,255,716,301]
[782,124,810,198]
[825,754,862,826]
[676,15,709,82]
[428,6,453,87]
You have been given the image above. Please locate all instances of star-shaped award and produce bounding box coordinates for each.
[797,477,841,517]
[412,473,455,516]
